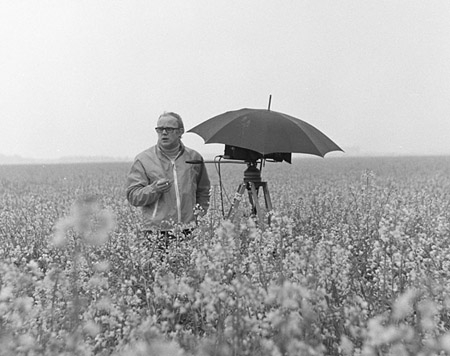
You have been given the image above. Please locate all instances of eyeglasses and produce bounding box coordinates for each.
[155,127,180,133]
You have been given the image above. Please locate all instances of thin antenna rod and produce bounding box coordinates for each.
[268,94,272,110]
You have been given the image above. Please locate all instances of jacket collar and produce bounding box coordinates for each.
[156,141,185,160]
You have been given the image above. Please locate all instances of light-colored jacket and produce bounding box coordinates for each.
[126,143,210,231]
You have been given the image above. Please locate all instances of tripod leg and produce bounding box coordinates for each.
[227,182,247,221]
[262,182,273,225]
[248,182,264,228]
[246,183,257,216]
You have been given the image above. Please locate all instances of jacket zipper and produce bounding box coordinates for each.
[172,159,182,222]
[151,199,159,219]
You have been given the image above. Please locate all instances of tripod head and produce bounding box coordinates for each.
[243,161,262,183]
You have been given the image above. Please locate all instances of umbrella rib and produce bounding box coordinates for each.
[266,114,322,156]
[279,113,341,156]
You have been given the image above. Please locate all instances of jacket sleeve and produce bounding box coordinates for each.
[126,159,161,207]
[196,161,211,212]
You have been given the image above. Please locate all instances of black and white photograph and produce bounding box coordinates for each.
[1,1,450,355]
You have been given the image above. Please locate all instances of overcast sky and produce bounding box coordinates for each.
[1,0,450,160]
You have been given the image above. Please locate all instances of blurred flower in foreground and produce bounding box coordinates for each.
[119,339,184,356]
[51,195,116,247]
[93,260,111,272]
[83,320,101,337]
[51,217,72,247]
[391,288,417,321]
[440,333,450,352]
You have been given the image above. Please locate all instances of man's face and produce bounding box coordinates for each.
[156,115,183,150]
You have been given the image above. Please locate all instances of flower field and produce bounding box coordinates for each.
[2,156,450,355]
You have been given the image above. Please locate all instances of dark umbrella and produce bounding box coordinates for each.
[188,108,343,157]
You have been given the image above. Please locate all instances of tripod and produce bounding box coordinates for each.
[227,161,273,227]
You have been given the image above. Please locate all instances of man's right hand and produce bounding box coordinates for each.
[154,179,172,193]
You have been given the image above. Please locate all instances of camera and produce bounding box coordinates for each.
[223,145,291,164]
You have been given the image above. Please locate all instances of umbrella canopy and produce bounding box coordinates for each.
[188,108,343,157]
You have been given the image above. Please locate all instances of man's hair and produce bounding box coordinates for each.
[159,112,184,129]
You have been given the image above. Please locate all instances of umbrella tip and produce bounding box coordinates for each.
[268,94,272,111]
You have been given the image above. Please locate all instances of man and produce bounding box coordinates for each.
[126,112,210,248]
